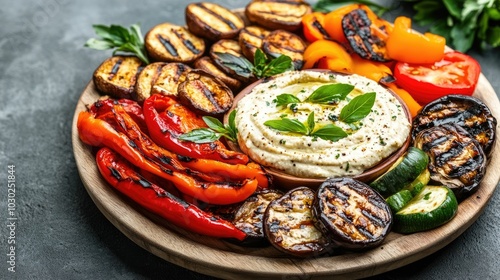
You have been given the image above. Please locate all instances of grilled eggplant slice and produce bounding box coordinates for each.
[314,178,392,250]
[186,2,245,41]
[412,95,497,157]
[145,22,205,63]
[194,56,242,92]
[233,189,283,246]
[210,39,255,83]
[262,29,306,70]
[134,62,192,101]
[264,187,331,257]
[245,0,312,32]
[239,25,271,62]
[342,8,391,62]
[177,69,234,116]
[93,56,143,99]
[413,124,487,200]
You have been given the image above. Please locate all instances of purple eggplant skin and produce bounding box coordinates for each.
[263,187,333,258]
[314,178,393,250]
[411,95,497,157]
[413,124,487,201]
[232,189,283,247]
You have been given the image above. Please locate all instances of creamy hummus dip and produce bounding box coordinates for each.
[235,70,411,178]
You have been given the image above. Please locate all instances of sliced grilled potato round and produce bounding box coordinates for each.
[314,178,392,250]
[210,39,255,83]
[233,189,283,246]
[134,62,192,101]
[194,56,242,92]
[412,95,497,157]
[245,0,312,32]
[145,22,205,63]
[177,69,234,116]
[239,25,271,62]
[413,124,487,200]
[186,2,245,41]
[262,29,307,70]
[264,186,332,257]
[93,56,143,99]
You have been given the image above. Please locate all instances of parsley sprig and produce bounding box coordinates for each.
[85,23,149,64]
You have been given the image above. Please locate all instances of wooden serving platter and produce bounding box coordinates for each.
[72,73,500,279]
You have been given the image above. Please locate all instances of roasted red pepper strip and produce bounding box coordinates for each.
[77,110,259,205]
[110,104,270,188]
[89,98,148,134]
[143,94,249,165]
[96,147,247,240]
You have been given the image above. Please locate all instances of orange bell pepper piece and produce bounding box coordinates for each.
[386,16,445,64]
[302,12,331,42]
[350,54,394,83]
[386,83,422,118]
[302,39,353,71]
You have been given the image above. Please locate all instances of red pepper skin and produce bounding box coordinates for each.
[143,94,249,165]
[89,98,148,134]
[77,110,260,205]
[96,147,247,241]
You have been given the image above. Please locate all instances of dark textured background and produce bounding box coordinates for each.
[0,0,499,279]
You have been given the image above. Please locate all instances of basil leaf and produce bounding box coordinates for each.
[307,112,316,134]
[311,124,348,142]
[202,116,227,134]
[275,94,301,107]
[305,83,354,104]
[227,110,238,141]
[253,49,268,70]
[261,54,293,76]
[443,0,463,18]
[340,92,376,123]
[84,38,115,50]
[214,52,254,79]
[264,118,308,135]
[178,128,221,143]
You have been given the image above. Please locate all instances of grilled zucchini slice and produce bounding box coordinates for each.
[210,39,255,83]
[233,189,283,246]
[245,0,312,32]
[194,56,242,92]
[93,56,143,99]
[264,186,332,257]
[134,62,192,101]
[386,189,413,214]
[262,30,307,70]
[393,185,458,234]
[369,147,429,197]
[414,124,487,200]
[177,69,234,116]
[314,178,392,250]
[145,22,205,63]
[239,25,271,62]
[412,95,497,157]
[186,2,245,41]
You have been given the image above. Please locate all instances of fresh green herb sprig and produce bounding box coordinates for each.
[85,23,150,64]
[405,0,500,52]
[274,83,355,108]
[215,49,293,79]
[178,110,238,144]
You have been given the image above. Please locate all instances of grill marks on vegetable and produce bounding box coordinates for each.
[109,59,122,79]
[195,3,237,30]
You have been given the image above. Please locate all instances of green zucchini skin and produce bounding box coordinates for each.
[370,147,429,197]
[393,186,458,234]
[386,190,413,213]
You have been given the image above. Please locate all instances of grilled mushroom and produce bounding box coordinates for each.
[262,29,306,70]
[264,187,332,257]
[145,22,205,63]
[412,95,497,157]
[134,62,192,101]
[245,0,312,32]
[314,178,392,250]
[186,2,245,41]
[413,124,487,200]
[177,69,234,116]
[232,189,283,246]
[93,56,143,99]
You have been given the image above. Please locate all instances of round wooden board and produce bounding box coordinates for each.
[72,73,500,279]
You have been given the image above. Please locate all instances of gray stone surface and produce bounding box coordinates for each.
[0,0,498,279]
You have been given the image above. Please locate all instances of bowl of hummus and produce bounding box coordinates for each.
[224,70,412,189]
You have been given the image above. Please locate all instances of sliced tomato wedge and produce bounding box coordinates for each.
[394,51,481,105]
